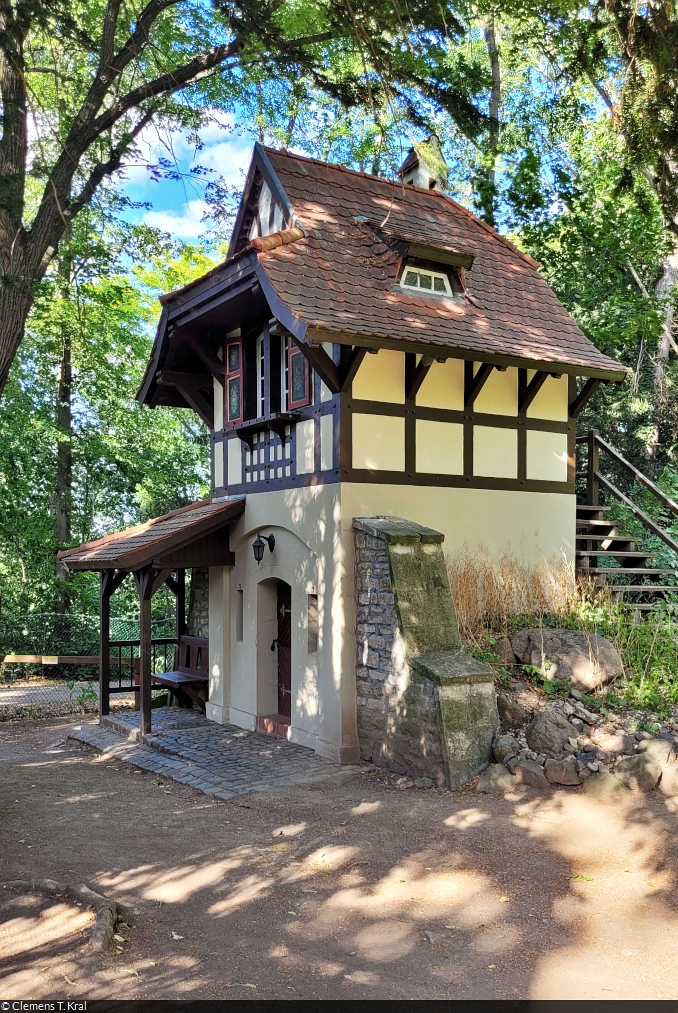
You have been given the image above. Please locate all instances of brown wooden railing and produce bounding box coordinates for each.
[576,430,678,554]
[107,637,176,696]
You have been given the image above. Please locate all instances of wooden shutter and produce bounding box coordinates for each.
[225,338,243,425]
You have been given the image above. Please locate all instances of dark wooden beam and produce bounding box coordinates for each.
[157,370,213,389]
[292,338,341,394]
[176,385,214,428]
[569,377,602,418]
[99,568,128,719]
[189,340,225,379]
[406,355,434,401]
[339,346,368,392]
[133,567,153,737]
[464,362,494,407]
[176,568,186,640]
[150,567,174,599]
[518,370,549,413]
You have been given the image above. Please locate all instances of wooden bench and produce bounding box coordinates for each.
[148,635,209,712]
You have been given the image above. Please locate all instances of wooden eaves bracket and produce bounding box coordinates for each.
[518,369,562,414]
[156,370,214,428]
[288,336,368,394]
[569,377,608,419]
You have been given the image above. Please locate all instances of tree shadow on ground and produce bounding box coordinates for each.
[2,722,678,1000]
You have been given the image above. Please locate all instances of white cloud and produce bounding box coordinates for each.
[143,199,206,239]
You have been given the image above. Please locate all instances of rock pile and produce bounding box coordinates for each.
[476,683,678,797]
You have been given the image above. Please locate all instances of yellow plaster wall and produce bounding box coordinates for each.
[352,349,405,403]
[527,430,569,482]
[526,372,569,421]
[474,365,518,416]
[341,483,576,566]
[474,426,518,478]
[352,413,405,471]
[416,358,464,410]
[416,419,463,474]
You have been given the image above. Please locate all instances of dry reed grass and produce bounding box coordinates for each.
[446,546,578,645]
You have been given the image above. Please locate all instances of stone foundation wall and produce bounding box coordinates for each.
[353,516,499,788]
[354,522,446,782]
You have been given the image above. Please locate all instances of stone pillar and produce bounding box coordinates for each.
[353,517,499,788]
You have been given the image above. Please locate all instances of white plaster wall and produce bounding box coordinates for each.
[221,485,357,763]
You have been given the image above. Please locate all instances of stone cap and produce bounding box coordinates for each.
[410,650,496,685]
[353,516,444,545]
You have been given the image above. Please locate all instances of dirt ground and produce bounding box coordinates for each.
[1,718,678,1001]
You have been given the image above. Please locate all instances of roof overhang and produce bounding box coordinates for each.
[301,326,629,382]
[57,498,245,571]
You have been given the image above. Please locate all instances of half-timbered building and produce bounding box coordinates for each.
[60,140,628,766]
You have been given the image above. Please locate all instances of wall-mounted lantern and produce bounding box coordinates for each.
[252,532,275,563]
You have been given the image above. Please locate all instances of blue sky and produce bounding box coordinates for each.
[118,113,255,243]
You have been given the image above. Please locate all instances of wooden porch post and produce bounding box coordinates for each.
[176,568,186,639]
[134,567,153,738]
[99,571,111,718]
[587,429,599,506]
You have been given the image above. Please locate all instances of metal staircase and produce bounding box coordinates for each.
[576,430,678,607]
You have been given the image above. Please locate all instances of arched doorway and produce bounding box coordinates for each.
[256,577,293,727]
[275,581,292,718]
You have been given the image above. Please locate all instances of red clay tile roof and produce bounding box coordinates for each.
[251,148,626,377]
[58,499,244,570]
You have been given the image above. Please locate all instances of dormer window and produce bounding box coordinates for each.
[401,267,452,295]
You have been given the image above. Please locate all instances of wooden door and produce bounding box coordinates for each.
[277,582,292,718]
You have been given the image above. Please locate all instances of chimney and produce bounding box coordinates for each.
[399,135,448,192]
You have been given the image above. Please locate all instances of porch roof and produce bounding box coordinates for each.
[57,498,245,571]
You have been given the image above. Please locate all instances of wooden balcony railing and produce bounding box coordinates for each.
[576,429,678,554]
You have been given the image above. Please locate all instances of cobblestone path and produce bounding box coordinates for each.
[69,710,356,799]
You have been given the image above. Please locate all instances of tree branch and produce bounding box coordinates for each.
[98,0,122,77]
[67,108,157,221]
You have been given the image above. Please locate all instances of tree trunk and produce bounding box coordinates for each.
[54,323,73,613]
[187,567,209,638]
[0,279,35,396]
[480,18,501,227]
[648,242,678,464]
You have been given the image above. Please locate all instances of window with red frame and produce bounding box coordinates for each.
[287,342,310,409]
[225,338,243,425]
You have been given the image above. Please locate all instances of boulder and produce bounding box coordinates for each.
[496,689,534,731]
[526,710,580,755]
[513,758,549,789]
[493,637,517,666]
[658,766,678,797]
[593,730,635,756]
[616,753,662,791]
[493,734,521,764]
[511,628,623,692]
[638,738,676,766]
[544,757,581,786]
[475,763,515,795]
[582,770,627,798]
